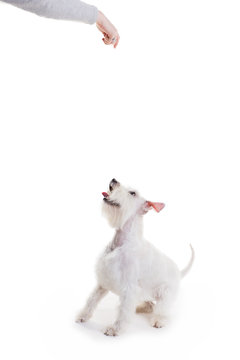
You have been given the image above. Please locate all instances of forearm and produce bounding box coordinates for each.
[2,0,98,24]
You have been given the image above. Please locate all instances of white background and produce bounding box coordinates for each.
[0,0,239,359]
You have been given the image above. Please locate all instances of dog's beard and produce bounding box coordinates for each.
[102,201,124,228]
[102,201,139,229]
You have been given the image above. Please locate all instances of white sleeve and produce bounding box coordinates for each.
[2,0,98,24]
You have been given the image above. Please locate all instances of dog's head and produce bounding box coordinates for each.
[102,179,165,229]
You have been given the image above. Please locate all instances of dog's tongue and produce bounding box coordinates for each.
[102,192,109,198]
[147,201,165,212]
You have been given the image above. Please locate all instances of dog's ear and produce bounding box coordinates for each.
[141,201,165,214]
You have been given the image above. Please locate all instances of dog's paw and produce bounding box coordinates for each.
[150,316,167,328]
[104,326,119,337]
[151,320,163,328]
[75,312,91,323]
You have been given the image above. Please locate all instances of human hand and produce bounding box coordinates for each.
[96,11,120,48]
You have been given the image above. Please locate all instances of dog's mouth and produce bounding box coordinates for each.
[102,192,120,207]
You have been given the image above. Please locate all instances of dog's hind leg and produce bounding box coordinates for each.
[76,285,108,323]
[136,301,154,314]
[150,301,169,328]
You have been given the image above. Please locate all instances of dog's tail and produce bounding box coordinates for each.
[181,244,195,278]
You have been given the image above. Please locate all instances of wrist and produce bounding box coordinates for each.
[96,10,105,25]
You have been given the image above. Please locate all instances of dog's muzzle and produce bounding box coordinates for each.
[102,193,120,207]
[102,179,120,207]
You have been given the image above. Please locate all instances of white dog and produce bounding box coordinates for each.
[76,179,194,336]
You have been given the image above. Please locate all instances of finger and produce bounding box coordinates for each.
[112,35,118,48]
[104,35,112,44]
[103,39,111,45]
[102,38,111,45]
[114,35,120,48]
[111,36,116,44]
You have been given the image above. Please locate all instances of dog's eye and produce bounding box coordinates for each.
[129,191,136,196]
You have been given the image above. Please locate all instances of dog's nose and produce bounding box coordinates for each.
[109,178,119,191]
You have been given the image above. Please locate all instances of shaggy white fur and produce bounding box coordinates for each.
[76,179,194,336]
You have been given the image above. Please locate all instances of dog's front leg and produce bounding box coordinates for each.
[104,286,136,336]
[76,285,108,323]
